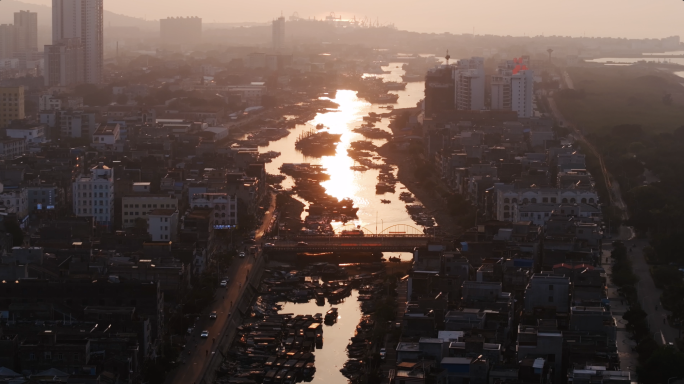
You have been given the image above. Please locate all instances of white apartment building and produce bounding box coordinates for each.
[226,85,266,107]
[453,57,485,111]
[511,70,534,118]
[92,123,120,144]
[147,209,179,242]
[491,58,535,118]
[122,194,178,228]
[0,139,26,158]
[0,188,28,226]
[6,125,46,144]
[50,0,103,84]
[72,163,114,228]
[495,185,598,222]
[60,111,97,139]
[190,192,237,228]
[39,94,62,111]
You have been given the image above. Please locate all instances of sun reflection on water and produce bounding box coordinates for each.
[315,90,371,205]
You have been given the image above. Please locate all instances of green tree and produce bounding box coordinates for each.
[637,346,684,384]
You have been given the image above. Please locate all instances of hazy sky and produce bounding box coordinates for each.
[18,0,684,38]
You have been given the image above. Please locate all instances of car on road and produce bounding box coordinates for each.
[209,311,217,319]
[201,330,209,338]
[187,327,194,334]
[380,348,386,360]
[220,280,227,287]
[239,252,246,258]
[264,243,274,247]
[297,241,308,246]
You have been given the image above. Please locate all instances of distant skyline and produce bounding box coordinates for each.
[7,0,684,39]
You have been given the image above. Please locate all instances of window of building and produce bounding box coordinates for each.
[44,351,51,360]
[548,296,554,302]
[549,285,554,290]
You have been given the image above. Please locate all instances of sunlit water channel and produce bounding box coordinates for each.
[278,291,363,384]
[260,63,427,259]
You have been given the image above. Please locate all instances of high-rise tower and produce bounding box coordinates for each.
[14,11,38,54]
[272,16,285,52]
[48,0,103,85]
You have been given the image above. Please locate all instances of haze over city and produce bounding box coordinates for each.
[6,0,684,38]
[2,1,684,384]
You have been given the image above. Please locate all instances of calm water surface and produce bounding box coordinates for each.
[279,290,363,384]
[268,65,420,384]
[261,63,425,258]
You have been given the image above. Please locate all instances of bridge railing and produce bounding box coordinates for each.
[286,234,433,240]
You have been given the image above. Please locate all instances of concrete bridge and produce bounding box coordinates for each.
[263,235,433,254]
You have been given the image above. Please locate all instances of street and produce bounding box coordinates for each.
[166,193,276,384]
[547,70,677,373]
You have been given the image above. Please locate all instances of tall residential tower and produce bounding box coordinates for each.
[14,11,38,54]
[45,0,103,85]
[272,16,285,52]
[453,57,485,111]
[491,57,535,118]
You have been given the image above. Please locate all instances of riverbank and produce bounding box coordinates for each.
[378,144,460,236]
[275,193,305,238]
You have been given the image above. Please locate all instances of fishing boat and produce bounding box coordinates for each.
[402,73,423,82]
[324,308,338,324]
[381,199,391,204]
[384,81,407,90]
[376,182,395,193]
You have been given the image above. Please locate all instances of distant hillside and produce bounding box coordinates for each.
[0,0,158,30]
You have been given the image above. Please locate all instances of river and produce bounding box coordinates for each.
[279,291,363,384]
[260,63,427,260]
[585,53,684,79]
